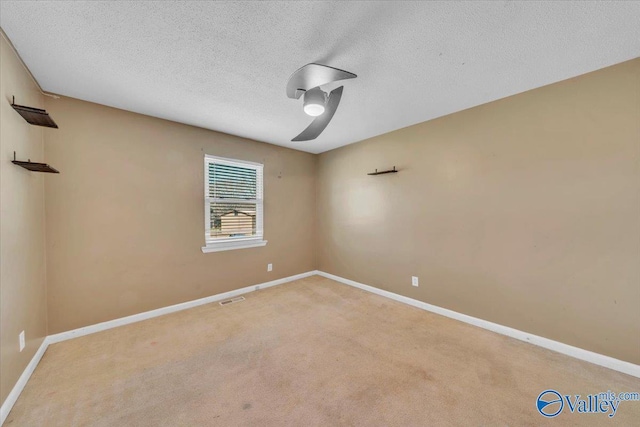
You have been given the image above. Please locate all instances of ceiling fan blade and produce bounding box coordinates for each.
[292,86,343,142]
[286,64,355,99]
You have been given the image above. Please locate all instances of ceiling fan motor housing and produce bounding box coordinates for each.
[303,87,327,116]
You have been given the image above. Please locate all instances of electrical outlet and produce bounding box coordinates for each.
[267,263,273,272]
[19,331,25,352]
[412,276,419,287]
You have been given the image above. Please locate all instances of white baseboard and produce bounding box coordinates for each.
[316,271,640,378]
[1,271,316,425]
[0,338,49,426]
[47,271,317,344]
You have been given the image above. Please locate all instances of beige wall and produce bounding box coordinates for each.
[317,59,640,364]
[43,97,317,334]
[0,35,48,405]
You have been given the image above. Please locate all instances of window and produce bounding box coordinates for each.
[202,155,266,253]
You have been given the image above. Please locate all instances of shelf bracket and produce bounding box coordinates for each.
[11,151,60,173]
[11,96,59,128]
[368,166,398,176]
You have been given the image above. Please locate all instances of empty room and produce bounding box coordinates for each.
[1,1,639,425]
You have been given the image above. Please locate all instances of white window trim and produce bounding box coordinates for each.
[202,155,267,253]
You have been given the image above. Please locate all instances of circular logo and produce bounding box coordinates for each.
[537,390,564,418]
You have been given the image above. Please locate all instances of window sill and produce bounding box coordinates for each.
[201,239,267,253]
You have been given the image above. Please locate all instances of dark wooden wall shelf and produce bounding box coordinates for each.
[368,166,398,176]
[11,152,59,173]
[11,96,58,128]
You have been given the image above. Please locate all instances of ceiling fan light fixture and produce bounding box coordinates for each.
[304,103,325,117]
[286,63,357,141]
[303,87,326,117]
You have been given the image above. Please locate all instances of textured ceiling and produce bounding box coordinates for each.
[1,1,639,154]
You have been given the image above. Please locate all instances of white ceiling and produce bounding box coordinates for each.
[1,1,639,154]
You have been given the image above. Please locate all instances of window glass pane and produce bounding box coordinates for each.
[208,163,257,200]
[208,202,257,239]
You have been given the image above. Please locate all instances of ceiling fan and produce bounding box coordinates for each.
[286,63,357,142]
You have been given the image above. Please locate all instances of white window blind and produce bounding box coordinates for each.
[202,155,266,253]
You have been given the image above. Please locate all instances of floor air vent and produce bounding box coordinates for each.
[219,296,245,306]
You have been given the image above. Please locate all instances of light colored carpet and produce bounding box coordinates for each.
[5,276,640,426]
